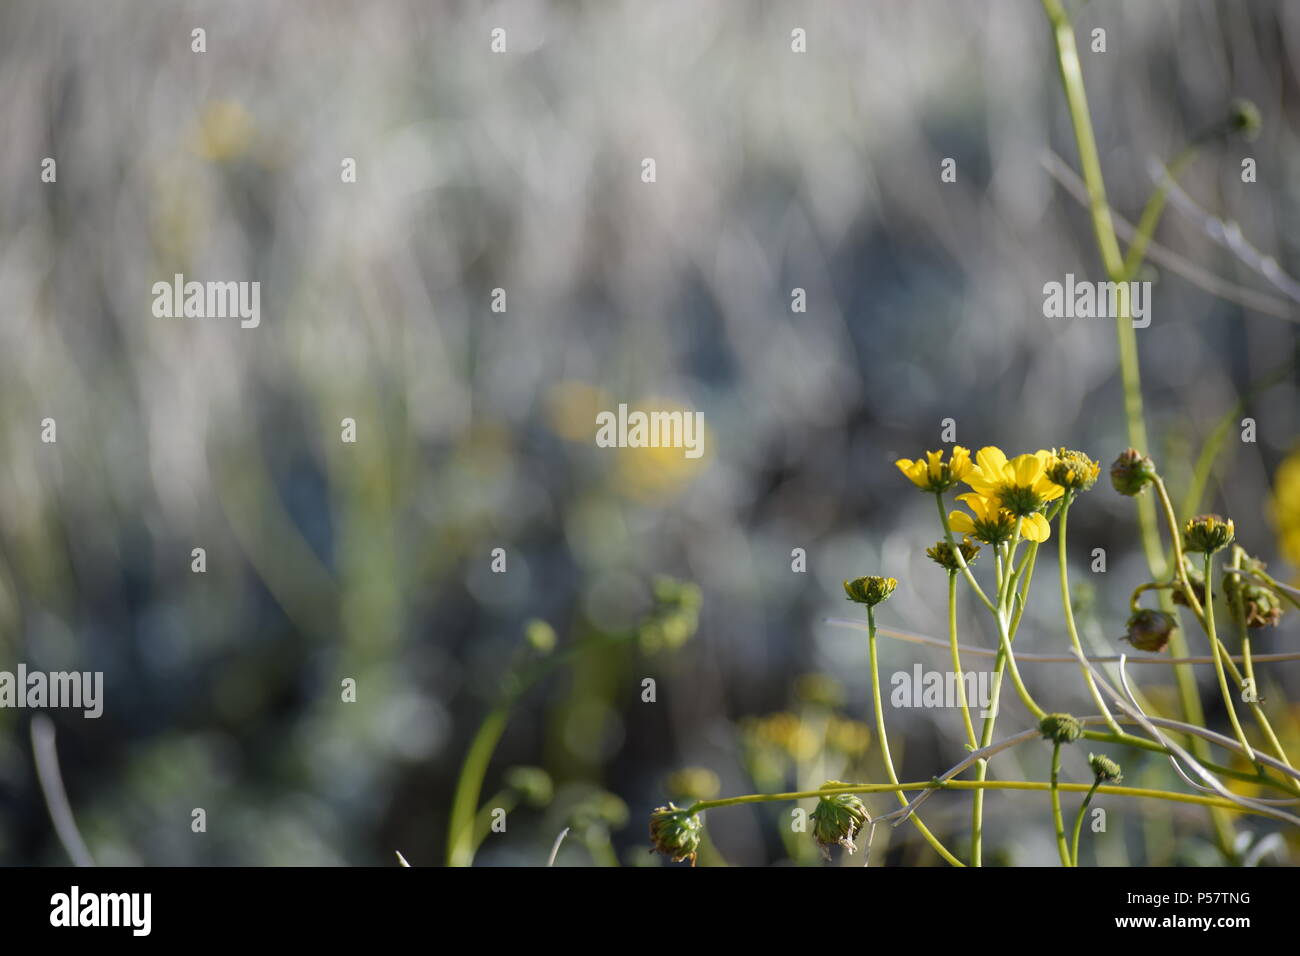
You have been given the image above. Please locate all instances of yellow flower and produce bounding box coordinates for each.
[964,446,1065,517]
[950,492,1050,544]
[1271,450,1300,569]
[894,446,973,493]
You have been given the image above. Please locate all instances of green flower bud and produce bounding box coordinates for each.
[809,781,870,859]
[1088,753,1123,783]
[664,768,721,802]
[1123,608,1177,653]
[843,576,897,607]
[926,537,981,572]
[504,766,553,807]
[1110,448,1157,496]
[1039,713,1083,745]
[1183,514,1235,554]
[648,804,703,865]
[524,619,556,654]
[1048,448,1101,493]
[1229,98,1262,139]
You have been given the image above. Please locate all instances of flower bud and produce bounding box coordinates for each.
[649,803,703,865]
[843,575,897,607]
[1123,608,1177,652]
[524,619,556,654]
[1182,514,1235,554]
[810,782,870,859]
[1088,753,1123,783]
[1039,713,1083,745]
[504,766,554,807]
[926,537,981,572]
[1110,448,1157,496]
[1048,448,1101,493]
[1229,98,1262,139]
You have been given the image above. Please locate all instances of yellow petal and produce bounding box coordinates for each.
[1022,512,1051,542]
[975,446,1008,477]
[949,511,976,535]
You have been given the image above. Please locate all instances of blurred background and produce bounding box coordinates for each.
[1,0,1299,866]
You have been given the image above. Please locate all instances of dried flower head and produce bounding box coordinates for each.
[649,804,703,865]
[810,782,870,859]
[1123,608,1177,653]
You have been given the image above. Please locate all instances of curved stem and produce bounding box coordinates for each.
[1059,496,1122,733]
[867,605,965,866]
[1070,779,1102,865]
[1204,552,1257,765]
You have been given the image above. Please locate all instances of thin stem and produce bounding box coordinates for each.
[867,605,965,866]
[937,492,996,614]
[1070,779,1102,866]
[1050,741,1071,866]
[690,779,1262,817]
[1204,551,1257,765]
[1059,495,1122,733]
[948,572,978,750]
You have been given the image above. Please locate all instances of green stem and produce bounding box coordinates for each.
[1058,496,1121,733]
[690,780,1259,817]
[1070,779,1102,866]
[447,704,511,867]
[1204,551,1257,765]
[1050,741,1071,866]
[867,605,965,866]
[948,572,978,750]
[937,492,996,614]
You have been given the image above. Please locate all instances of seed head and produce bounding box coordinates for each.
[1123,608,1177,653]
[1048,448,1101,493]
[810,782,870,860]
[1110,448,1157,496]
[648,804,703,865]
[1088,753,1123,783]
[1039,713,1083,745]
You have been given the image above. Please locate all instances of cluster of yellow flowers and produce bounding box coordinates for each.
[895,445,1099,544]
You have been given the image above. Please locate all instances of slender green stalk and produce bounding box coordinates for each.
[447,704,511,867]
[1050,741,1071,866]
[1058,495,1121,733]
[1203,552,1257,765]
[689,779,1259,817]
[1070,779,1102,865]
[937,492,996,614]
[948,572,978,750]
[867,605,965,866]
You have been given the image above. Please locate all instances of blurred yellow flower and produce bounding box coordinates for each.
[1271,449,1300,571]
[190,99,255,162]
